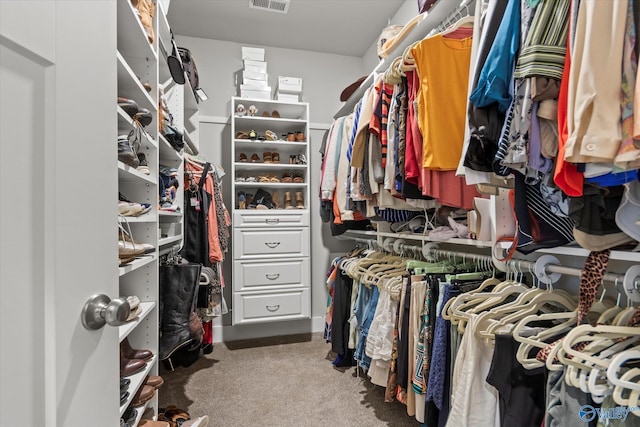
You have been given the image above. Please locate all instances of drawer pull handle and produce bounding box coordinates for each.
[264,242,280,249]
[266,305,280,312]
[265,218,280,224]
[265,273,280,280]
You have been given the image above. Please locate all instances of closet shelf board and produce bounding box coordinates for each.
[119,354,158,416]
[159,211,183,218]
[334,0,471,119]
[118,161,157,184]
[232,97,308,119]
[159,235,182,247]
[234,140,308,149]
[119,254,157,277]
[234,182,310,189]
[235,116,307,125]
[497,241,640,262]
[118,301,157,342]
[156,1,172,60]
[183,131,199,155]
[117,51,157,113]
[234,163,308,170]
[158,134,183,165]
[118,214,158,224]
[117,0,157,63]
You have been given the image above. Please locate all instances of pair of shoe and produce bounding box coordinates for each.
[118,97,153,127]
[289,153,307,165]
[261,110,281,118]
[119,193,152,217]
[283,191,305,209]
[263,151,280,163]
[237,192,254,209]
[284,132,305,142]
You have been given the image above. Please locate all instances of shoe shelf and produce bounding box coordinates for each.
[117,51,158,116]
[158,134,183,166]
[158,211,182,218]
[234,121,307,136]
[119,254,158,277]
[183,130,199,156]
[118,161,157,184]
[119,301,157,342]
[235,182,309,189]
[234,163,307,170]
[119,354,158,416]
[234,97,308,119]
[158,235,182,247]
[117,0,157,64]
[234,139,308,150]
[235,116,307,125]
[118,214,158,224]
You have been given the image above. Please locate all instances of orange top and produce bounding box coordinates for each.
[412,34,472,170]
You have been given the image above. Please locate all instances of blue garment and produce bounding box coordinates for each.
[426,284,460,410]
[469,0,521,113]
[586,169,638,187]
[354,285,379,370]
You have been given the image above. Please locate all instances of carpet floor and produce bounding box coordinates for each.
[159,333,419,426]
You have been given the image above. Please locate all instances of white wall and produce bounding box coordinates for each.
[175,35,359,340]
[362,0,420,71]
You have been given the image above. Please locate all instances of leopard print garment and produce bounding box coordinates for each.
[578,249,611,324]
[536,249,611,362]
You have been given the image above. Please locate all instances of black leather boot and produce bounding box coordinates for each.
[159,262,202,360]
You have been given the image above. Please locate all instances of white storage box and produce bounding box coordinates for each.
[278,76,303,92]
[275,92,300,102]
[243,70,268,81]
[244,59,267,73]
[242,46,265,62]
[242,78,269,88]
[241,86,272,100]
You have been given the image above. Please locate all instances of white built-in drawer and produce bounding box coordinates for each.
[233,211,309,228]
[233,288,310,324]
[234,258,309,291]
[234,228,309,259]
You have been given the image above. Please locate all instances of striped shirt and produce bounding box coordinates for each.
[513,0,570,80]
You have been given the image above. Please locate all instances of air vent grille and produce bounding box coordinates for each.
[249,0,290,14]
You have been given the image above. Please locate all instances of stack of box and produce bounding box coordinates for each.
[274,76,302,102]
[239,47,270,99]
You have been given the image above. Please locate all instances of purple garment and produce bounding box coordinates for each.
[527,102,553,175]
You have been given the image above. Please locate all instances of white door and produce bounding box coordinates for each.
[0,2,119,426]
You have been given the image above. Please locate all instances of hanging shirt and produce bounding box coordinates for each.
[412,34,473,170]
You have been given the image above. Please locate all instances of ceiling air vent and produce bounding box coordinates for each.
[249,0,290,14]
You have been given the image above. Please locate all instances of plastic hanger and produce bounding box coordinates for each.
[441,15,474,34]
[607,348,640,392]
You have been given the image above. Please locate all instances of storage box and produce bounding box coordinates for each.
[240,86,272,100]
[275,92,300,102]
[243,70,268,81]
[277,76,303,93]
[242,78,269,88]
[243,59,267,73]
[242,46,265,62]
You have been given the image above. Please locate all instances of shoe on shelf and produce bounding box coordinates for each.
[271,110,280,118]
[118,225,155,254]
[238,152,248,162]
[286,132,296,142]
[265,130,278,141]
[144,374,164,390]
[121,337,153,362]
[120,348,147,377]
[120,378,131,391]
[137,152,150,175]
[295,132,305,142]
[263,152,272,163]
[250,153,260,163]
[118,135,139,168]
[272,191,280,209]
[284,192,294,210]
[131,384,155,407]
[271,152,280,163]
[118,97,139,118]
[295,191,305,209]
[133,108,153,128]
[120,390,130,405]
[282,172,292,183]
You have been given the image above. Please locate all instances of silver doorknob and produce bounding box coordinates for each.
[81,294,131,330]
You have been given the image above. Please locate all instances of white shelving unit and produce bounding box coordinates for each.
[116,0,160,421]
[230,97,312,325]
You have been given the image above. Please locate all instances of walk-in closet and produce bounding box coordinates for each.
[2,0,640,426]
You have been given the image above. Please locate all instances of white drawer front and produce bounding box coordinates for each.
[233,289,310,324]
[234,258,309,291]
[234,228,309,259]
[233,211,309,228]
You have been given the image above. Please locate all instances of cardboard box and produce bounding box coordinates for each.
[243,59,267,73]
[275,92,300,102]
[277,76,303,93]
[242,46,265,62]
[243,70,268,81]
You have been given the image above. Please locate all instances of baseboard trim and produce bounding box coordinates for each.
[212,316,325,343]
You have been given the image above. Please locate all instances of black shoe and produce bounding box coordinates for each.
[120,390,130,405]
[118,136,139,168]
[137,152,150,175]
[120,378,131,391]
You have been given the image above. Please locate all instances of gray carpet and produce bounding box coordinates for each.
[159,333,419,426]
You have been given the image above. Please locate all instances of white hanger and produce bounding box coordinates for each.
[607,347,640,392]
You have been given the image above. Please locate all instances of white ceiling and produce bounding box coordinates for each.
[166,0,406,57]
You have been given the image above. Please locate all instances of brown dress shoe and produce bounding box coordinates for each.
[144,374,164,390]
[121,337,153,361]
[132,384,155,406]
[120,348,147,377]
